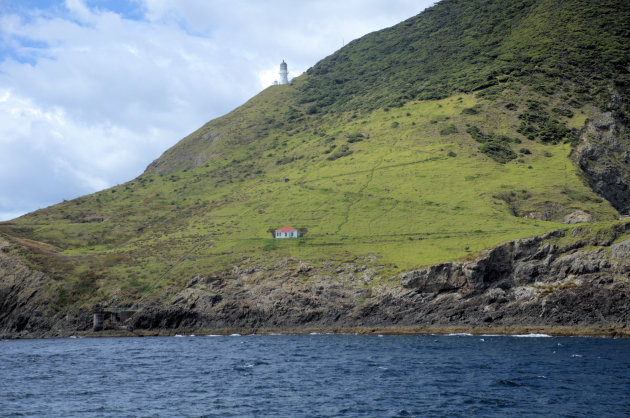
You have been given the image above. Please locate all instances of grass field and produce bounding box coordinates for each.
[0,80,619,308]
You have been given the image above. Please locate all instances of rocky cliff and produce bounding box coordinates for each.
[2,222,628,338]
[574,109,630,215]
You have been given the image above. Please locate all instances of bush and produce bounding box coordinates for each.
[551,107,574,118]
[480,141,517,163]
[346,132,367,143]
[466,126,486,142]
[518,107,571,144]
[327,144,353,160]
[461,105,481,115]
[440,124,459,135]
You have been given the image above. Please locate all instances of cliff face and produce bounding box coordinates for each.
[0,239,50,335]
[0,239,90,336]
[393,225,630,328]
[574,110,630,215]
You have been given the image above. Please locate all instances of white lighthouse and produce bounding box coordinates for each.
[279,60,289,85]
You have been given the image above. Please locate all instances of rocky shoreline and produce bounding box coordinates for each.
[2,222,629,340]
[4,325,630,340]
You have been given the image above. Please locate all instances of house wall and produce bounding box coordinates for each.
[275,229,300,238]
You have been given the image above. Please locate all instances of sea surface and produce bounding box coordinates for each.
[1,333,629,417]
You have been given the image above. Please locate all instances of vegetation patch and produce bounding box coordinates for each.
[466,126,518,163]
[440,124,459,136]
[517,100,572,143]
[326,144,353,160]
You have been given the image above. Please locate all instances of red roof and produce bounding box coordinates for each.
[276,226,297,232]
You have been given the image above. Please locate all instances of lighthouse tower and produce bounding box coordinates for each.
[279,60,289,85]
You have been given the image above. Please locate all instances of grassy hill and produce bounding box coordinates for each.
[0,0,628,313]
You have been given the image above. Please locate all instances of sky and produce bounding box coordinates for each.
[0,0,435,221]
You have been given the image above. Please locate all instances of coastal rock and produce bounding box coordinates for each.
[563,210,594,224]
[611,238,630,260]
[1,223,629,338]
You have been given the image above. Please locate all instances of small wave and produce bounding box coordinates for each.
[571,354,583,358]
[480,338,485,342]
[230,333,241,337]
[174,334,184,338]
[498,379,522,387]
[447,333,473,336]
[512,333,551,338]
[309,332,320,335]
[377,334,384,338]
[233,364,255,372]
[206,334,222,337]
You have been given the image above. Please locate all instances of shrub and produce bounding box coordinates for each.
[480,141,517,164]
[346,132,367,143]
[440,124,459,135]
[467,126,518,163]
[466,126,486,142]
[327,144,352,160]
[461,106,480,115]
[551,107,574,118]
[518,108,571,143]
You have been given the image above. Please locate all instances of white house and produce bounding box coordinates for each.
[275,226,300,238]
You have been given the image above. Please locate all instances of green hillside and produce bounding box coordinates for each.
[0,0,628,312]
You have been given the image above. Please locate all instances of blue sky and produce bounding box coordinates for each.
[0,0,434,220]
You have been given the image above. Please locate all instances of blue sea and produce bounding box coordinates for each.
[1,334,629,417]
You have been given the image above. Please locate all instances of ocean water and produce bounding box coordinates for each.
[1,334,629,417]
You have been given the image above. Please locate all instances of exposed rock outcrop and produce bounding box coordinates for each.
[0,240,55,336]
[574,111,630,215]
[1,223,629,338]
[563,210,594,224]
[126,223,630,334]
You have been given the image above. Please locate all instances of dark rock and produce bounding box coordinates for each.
[573,111,630,215]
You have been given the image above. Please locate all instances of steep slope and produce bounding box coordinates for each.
[1,0,629,337]
[300,0,629,114]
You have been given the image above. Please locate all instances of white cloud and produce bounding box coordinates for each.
[0,0,434,220]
